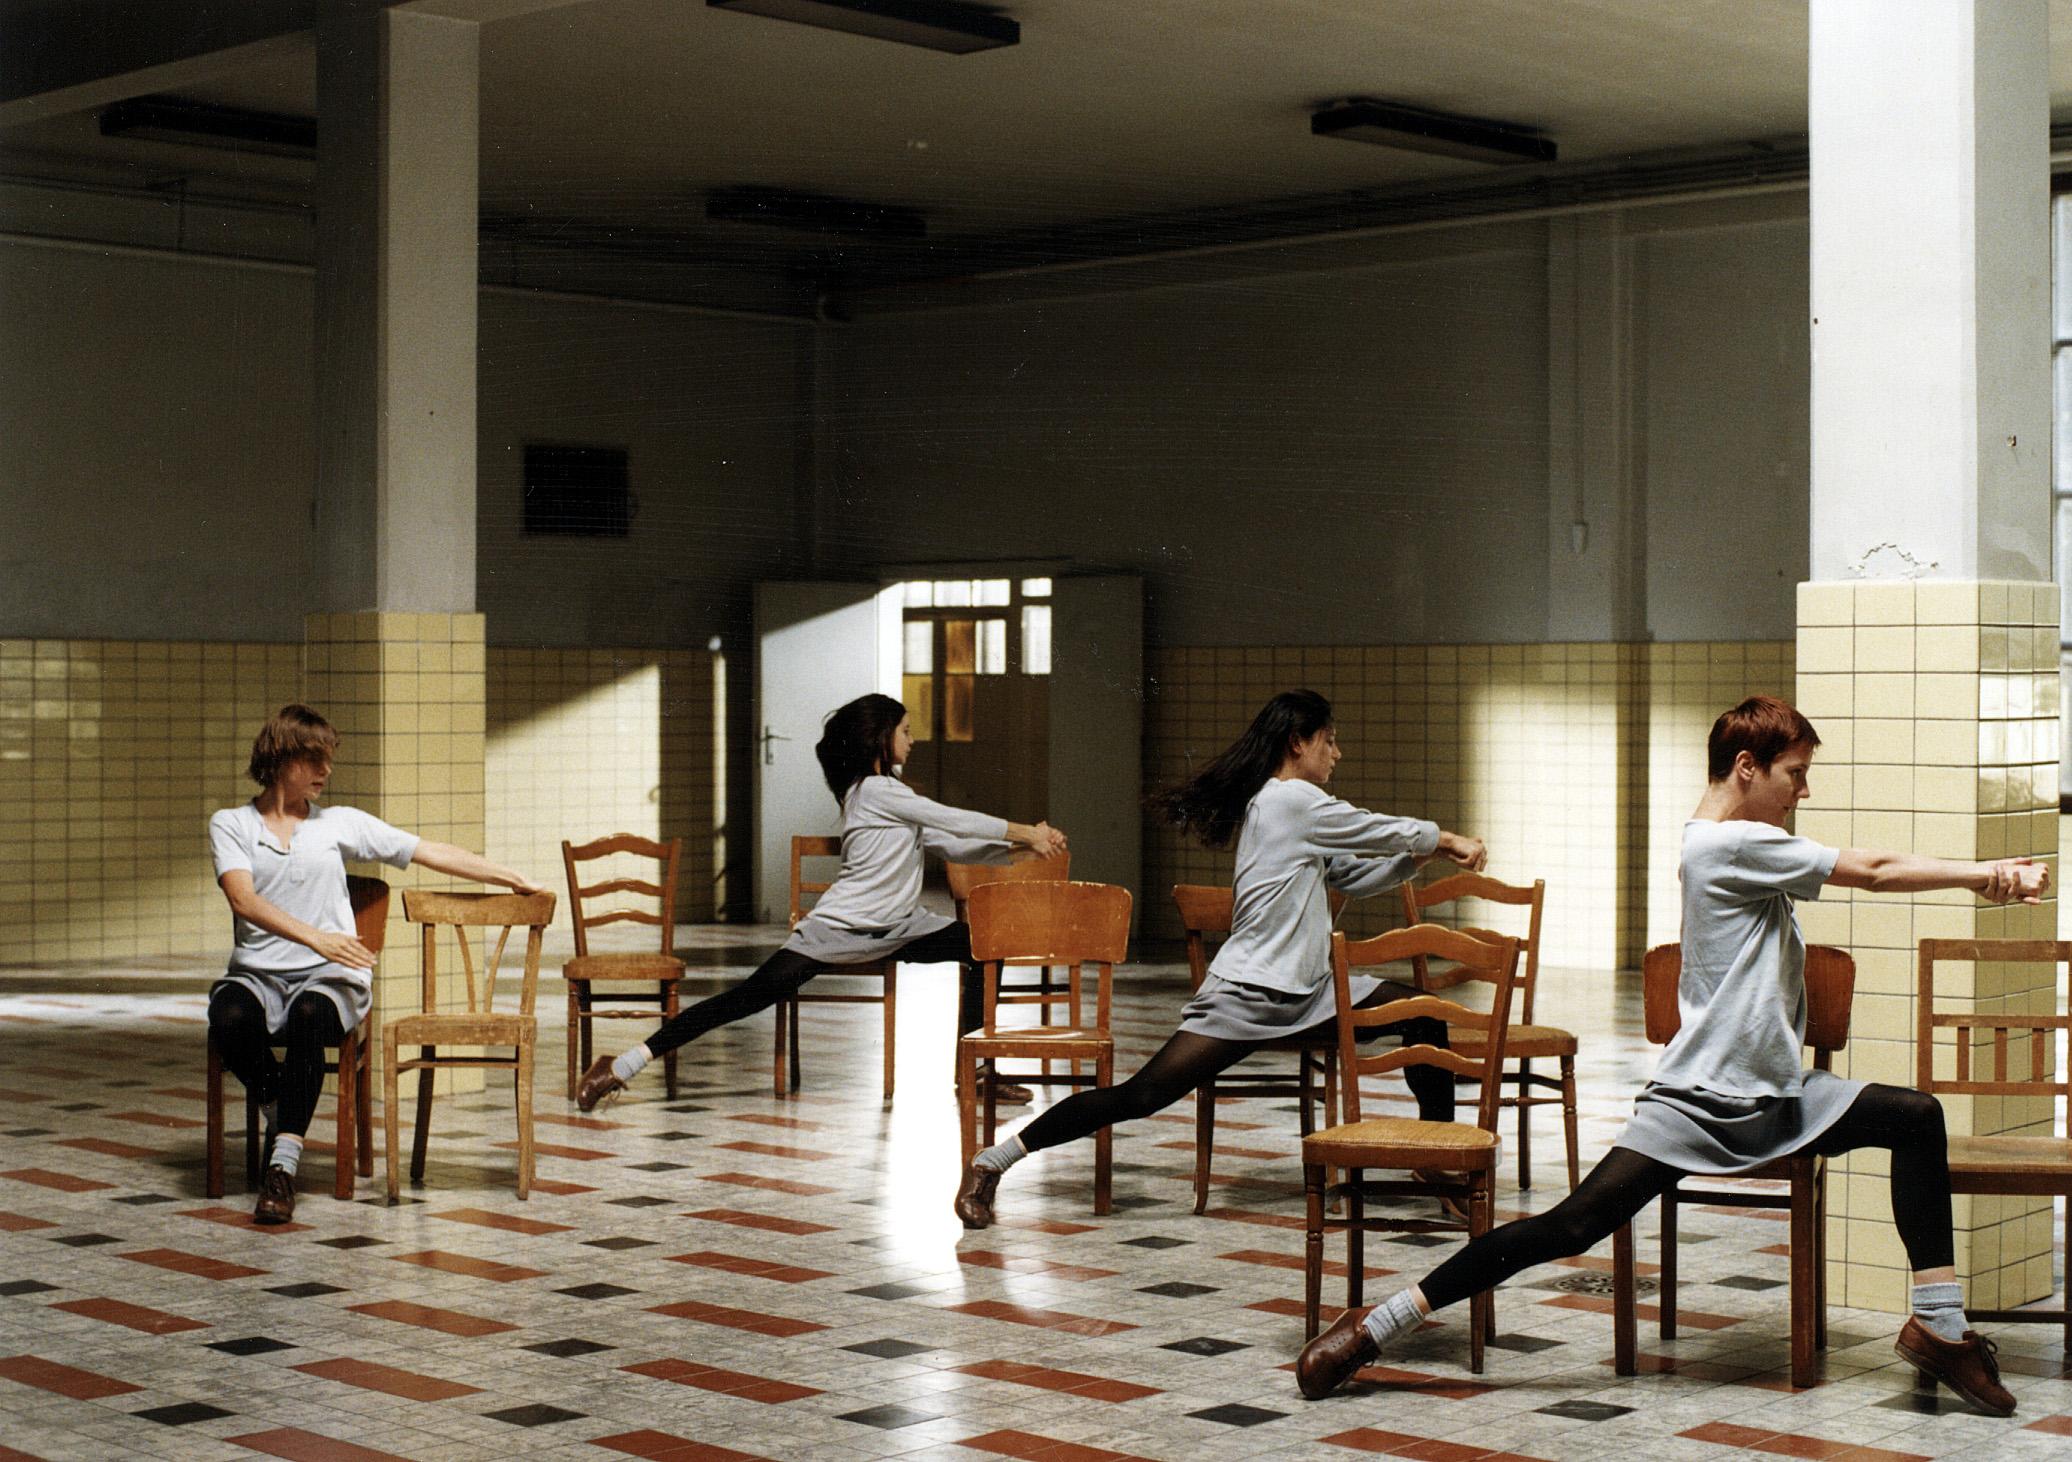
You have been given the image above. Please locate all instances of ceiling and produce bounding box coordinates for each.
[6,0,2072,298]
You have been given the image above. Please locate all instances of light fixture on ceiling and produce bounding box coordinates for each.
[98,97,316,158]
[707,0,1018,55]
[707,184,927,238]
[1311,99,1554,165]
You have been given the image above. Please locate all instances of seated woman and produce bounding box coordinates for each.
[1297,695,2046,1418]
[577,692,1067,1110]
[209,704,544,1224]
[955,688,1489,1229]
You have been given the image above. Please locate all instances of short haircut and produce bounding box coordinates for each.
[248,704,339,787]
[1707,695,1820,782]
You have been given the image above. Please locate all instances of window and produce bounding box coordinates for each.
[522,444,632,537]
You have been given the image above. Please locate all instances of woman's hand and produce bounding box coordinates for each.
[505,875,551,896]
[310,932,378,970]
[1023,821,1068,859]
[1437,832,1488,872]
[1982,857,2051,904]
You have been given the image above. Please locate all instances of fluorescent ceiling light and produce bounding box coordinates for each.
[707,0,1018,55]
[1312,100,1554,165]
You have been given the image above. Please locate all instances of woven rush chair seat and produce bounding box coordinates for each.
[1302,1117,1499,1171]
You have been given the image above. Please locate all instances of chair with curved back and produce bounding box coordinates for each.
[1174,882,1344,1215]
[1611,940,1855,1388]
[559,833,685,1101]
[206,873,388,1202]
[1301,924,1520,1375]
[776,834,897,1099]
[1400,872,1575,1190]
[949,853,1073,1090]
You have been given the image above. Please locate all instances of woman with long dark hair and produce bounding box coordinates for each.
[954,688,1489,1228]
[1294,696,2044,1417]
[577,692,1067,1109]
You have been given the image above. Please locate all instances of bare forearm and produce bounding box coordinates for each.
[1830,849,2042,899]
[412,841,538,891]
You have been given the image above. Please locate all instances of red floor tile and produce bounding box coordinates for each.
[1543,1292,1741,1328]
[992,1215,1098,1235]
[0,1211,56,1232]
[293,1356,481,1402]
[228,1428,415,1461]
[0,1353,142,1400]
[530,1177,598,1195]
[959,1249,1118,1282]
[0,1168,113,1193]
[104,1108,204,1128]
[696,1171,835,1196]
[534,1112,623,1130]
[54,1136,158,1160]
[119,1248,268,1281]
[1682,1423,1779,1447]
[388,1249,548,1282]
[1154,1138,1285,1159]
[680,1206,834,1236]
[1217,1246,1391,1280]
[348,1299,519,1337]
[956,1358,1159,1402]
[495,1138,615,1161]
[590,1430,777,1461]
[428,1206,572,1235]
[960,1428,1161,1462]
[2026,1415,2072,1435]
[177,1206,312,1235]
[663,1249,833,1283]
[622,1358,821,1402]
[647,1299,827,1337]
[946,1299,1138,1337]
[50,1296,209,1334]
[1202,1205,1307,1229]
[711,1140,835,1160]
[726,1113,821,1130]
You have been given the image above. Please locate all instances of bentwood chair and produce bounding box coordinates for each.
[560,834,685,1101]
[1611,941,1854,1388]
[949,853,1073,1088]
[956,880,1133,1214]
[776,835,897,1099]
[1916,938,2072,1350]
[384,890,555,1201]
[207,874,388,1202]
[1302,925,1520,1374]
[1176,883,1345,1215]
[1401,873,1576,1190]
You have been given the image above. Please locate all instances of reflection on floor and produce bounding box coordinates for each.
[0,938,2067,1462]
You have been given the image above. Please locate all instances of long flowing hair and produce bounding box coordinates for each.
[1153,689,1333,849]
[814,693,907,802]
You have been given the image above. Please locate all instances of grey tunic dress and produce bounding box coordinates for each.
[1178,779,1438,1041]
[781,775,1014,964]
[1616,819,1865,1173]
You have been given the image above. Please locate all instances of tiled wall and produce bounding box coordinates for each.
[1142,641,1794,969]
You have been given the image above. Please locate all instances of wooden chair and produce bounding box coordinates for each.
[1175,883,1344,1216]
[776,834,896,1099]
[950,854,1073,1090]
[1302,924,1521,1374]
[560,834,685,1101]
[384,890,556,1202]
[956,880,1133,1214]
[1401,873,1576,1190]
[1916,937,2072,1350]
[1611,941,1854,1388]
[206,874,388,1203]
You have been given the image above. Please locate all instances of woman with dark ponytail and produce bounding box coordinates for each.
[954,688,1489,1229]
[578,693,1068,1109]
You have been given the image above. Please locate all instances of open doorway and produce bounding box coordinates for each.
[896,575,1051,824]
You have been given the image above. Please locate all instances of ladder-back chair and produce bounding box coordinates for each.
[950,853,1073,1089]
[777,834,896,1099]
[560,834,685,1101]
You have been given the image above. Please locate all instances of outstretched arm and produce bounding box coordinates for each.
[1828,850,2049,903]
[411,841,549,894]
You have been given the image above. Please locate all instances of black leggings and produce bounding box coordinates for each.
[208,985,346,1140]
[644,921,983,1059]
[1418,1082,1953,1312]
[1016,979,1453,1154]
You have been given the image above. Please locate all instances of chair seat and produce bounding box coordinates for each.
[961,1028,1111,1057]
[389,1012,537,1045]
[1450,1023,1577,1058]
[1947,1134,2072,1184]
[562,953,685,981]
[1303,1117,1499,1170]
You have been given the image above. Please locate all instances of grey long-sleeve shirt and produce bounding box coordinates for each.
[1207,778,1439,996]
[782,774,1015,963]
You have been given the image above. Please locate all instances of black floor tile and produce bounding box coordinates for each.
[848,1282,927,1300]
[607,1196,673,1206]
[266,1282,346,1298]
[112,1193,181,1206]
[556,1282,636,1300]
[835,1403,940,1429]
[1712,1274,1786,1291]
[1162,1337,1249,1356]
[1536,1399,1635,1422]
[623,1160,690,1170]
[207,1337,298,1356]
[583,1237,657,1250]
[843,1339,937,1359]
[1121,1236,1191,1250]
[1487,1333,1566,1354]
[317,1235,385,1249]
[1138,1282,1218,1298]
[133,1402,235,1425]
[52,1233,120,1246]
[1187,1402,1285,1426]
[0,1280,59,1296]
[483,1403,587,1426]
[522,1339,615,1358]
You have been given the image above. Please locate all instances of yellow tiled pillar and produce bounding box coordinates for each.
[306,611,489,1095]
[1795,578,2060,1313]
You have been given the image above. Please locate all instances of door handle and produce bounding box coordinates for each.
[760,726,793,766]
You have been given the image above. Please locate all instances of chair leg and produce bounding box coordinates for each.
[1468,1181,1490,1373]
[1304,1160,1326,1340]
[514,1043,534,1201]
[662,983,680,1101]
[410,1055,435,1184]
[1298,1053,1316,1137]
[333,1030,356,1202]
[566,986,581,1101]
[983,1060,999,1147]
[773,997,790,1097]
[1516,1057,1533,1190]
[1092,1048,1113,1216]
[354,1036,374,1178]
[955,1041,978,1164]
[1192,1081,1215,1216]
[1612,1221,1637,1375]
[1560,1056,1580,1190]
[244,1080,261,1187]
[205,1035,226,1200]
[788,998,803,1092]
[1789,1168,1816,1387]
[382,1030,401,1203]
[1812,1162,1828,1351]
[881,968,896,1101]
[1659,1187,1680,1339]
[1347,1176,1365,1310]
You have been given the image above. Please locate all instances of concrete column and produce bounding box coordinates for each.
[1800,0,2057,1315]
[309,12,487,1093]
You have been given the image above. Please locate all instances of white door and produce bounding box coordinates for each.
[753,581,902,922]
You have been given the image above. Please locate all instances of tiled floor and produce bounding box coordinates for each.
[1,931,2067,1462]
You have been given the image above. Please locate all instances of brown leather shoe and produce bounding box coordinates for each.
[991,1083,1034,1106]
[1296,1305,1379,1400]
[1895,1316,2015,1416]
[1412,1168,1469,1223]
[954,1162,1001,1230]
[576,1055,625,1112]
[253,1165,296,1226]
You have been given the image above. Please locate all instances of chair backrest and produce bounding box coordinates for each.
[1172,882,1347,994]
[1331,924,1520,1133]
[1643,941,1856,1064]
[968,880,1133,1031]
[1916,938,2072,1107]
[561,833,681,957]
[1401,871,1545,1021]
[789,834,842,929]
[946,852,1071,922]
[401,890,557,1018]
[347,875,391,956]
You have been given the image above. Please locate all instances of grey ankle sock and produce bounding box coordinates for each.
[1361,1288,1425,1351]
[1910,1281,1967,1343]
[611,1044,651,1084]
[270,1134,304,1179]
[974,1134,1026,1173]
